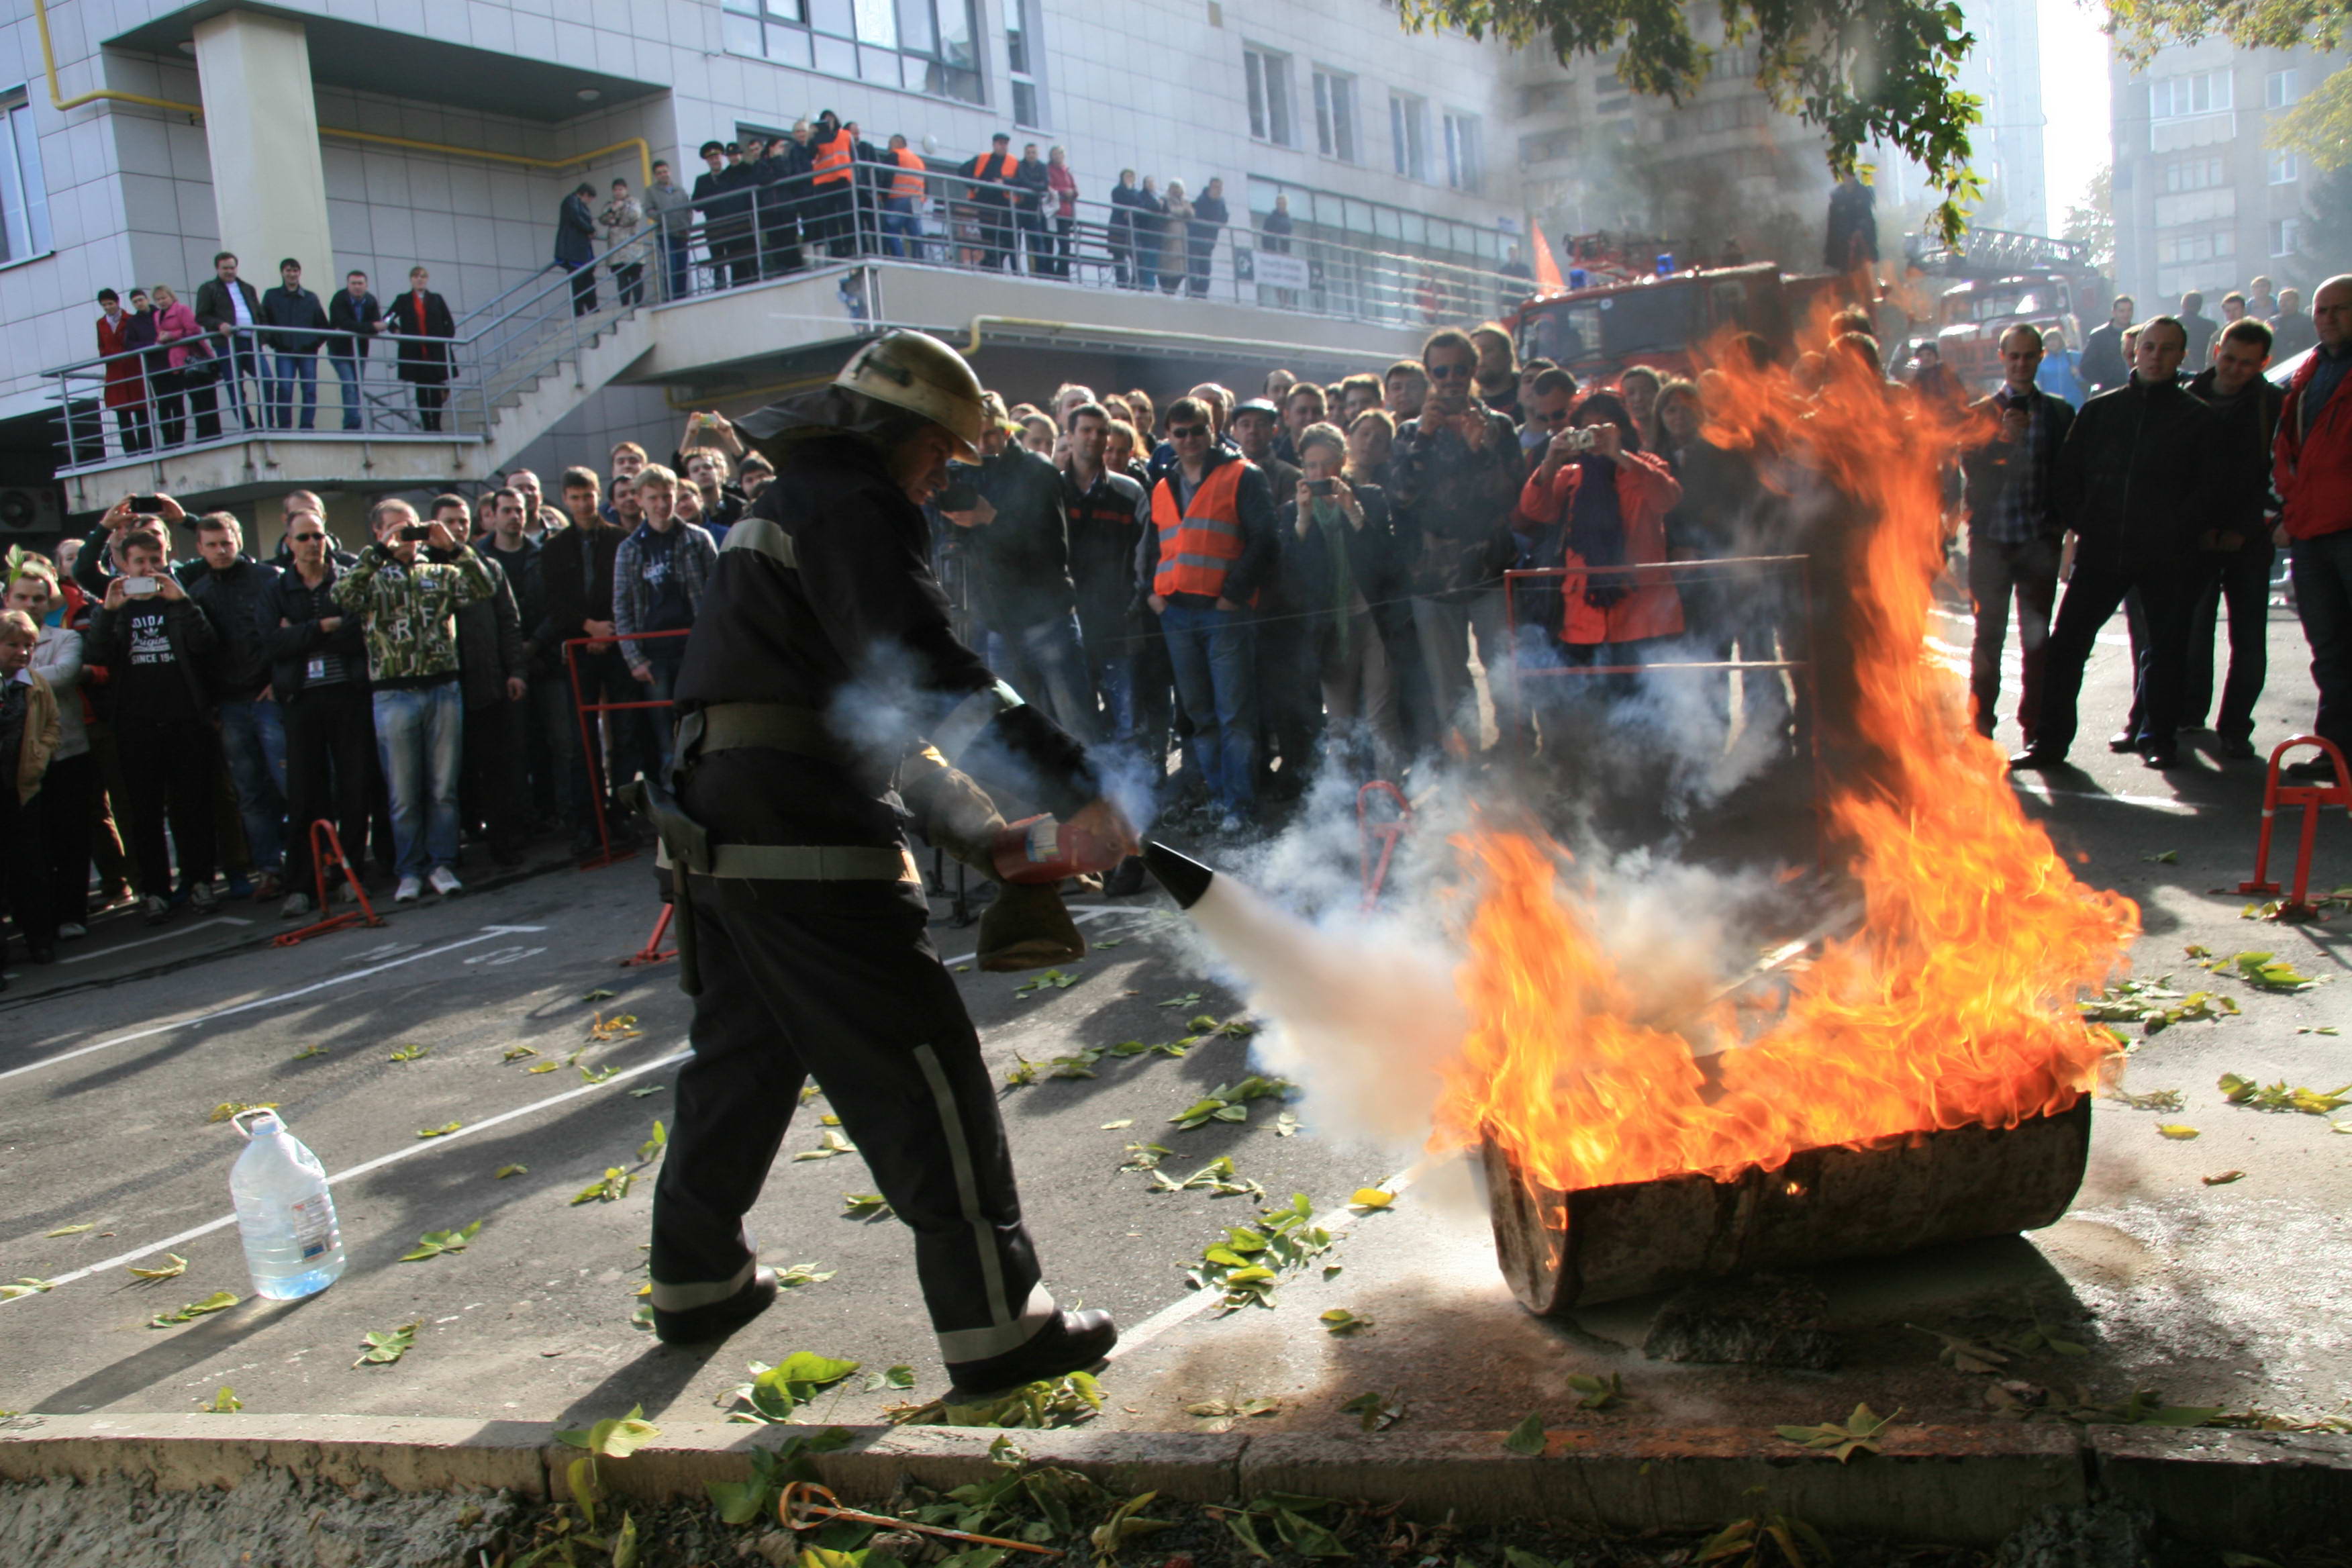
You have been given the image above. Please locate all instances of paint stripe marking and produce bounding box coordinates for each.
[55,916,256,965]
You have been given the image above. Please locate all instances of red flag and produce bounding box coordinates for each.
[1530,220,1565,291]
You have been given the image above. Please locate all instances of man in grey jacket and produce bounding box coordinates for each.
[643,159,695,299]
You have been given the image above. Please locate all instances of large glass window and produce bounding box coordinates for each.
[1389,92,1428,180]
[1007,0,1042,126]
[0,89,53,266]
[1442,109,1481,192]
[1312,68,1356,162]
[2149,69,2231,119]
[1244,46,1294,146]
[723,0,981,104]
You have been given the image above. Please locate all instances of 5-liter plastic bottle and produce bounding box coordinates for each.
[229,1110,346,1300]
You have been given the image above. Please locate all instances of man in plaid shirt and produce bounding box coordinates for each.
[1960,324,2075,746]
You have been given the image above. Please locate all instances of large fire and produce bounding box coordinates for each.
[1434,340,2141,1195]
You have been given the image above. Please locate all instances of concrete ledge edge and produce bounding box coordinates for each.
[3,1414,2346,1547]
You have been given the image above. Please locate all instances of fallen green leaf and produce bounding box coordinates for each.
[1502,1411,1547,1455]
[388,1044,428,1062]
[527,1061,558,1074]
[293,1044,330,1060]
[1320,1308,1371,1334]
[416,1121,462,1138]
[503,1045,538,1061]
[791,1128,858,1162]
[495,1163,528,1179]
[637,1118,668,1164]
[45,1224,93,1237]
[581,989,617,1003]
[627,1083,665,1097]
[842,1192,892,1219]
[556,1403,662,1455]
[1340,1390,1406,1431]
[865,1364,917,1391]
[148,1291,239,1328]
[126,1254,189,1281]
[206,1101,279,1124]
[1775,1402,1896,1462]
[2143,850,2178,864]
[570,1167,634,1205]
[1348,1187,1395,1211]
[2157,1124,2200,1140]
[0,1278,57,1301]
[399,1219,485,1262]
[202,1385,242,1414]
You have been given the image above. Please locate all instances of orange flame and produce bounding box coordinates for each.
[1435,338,2139,1194]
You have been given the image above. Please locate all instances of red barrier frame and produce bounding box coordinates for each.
[2237,736,2352,918]
[562,628,693,870]
[272,822,385,946]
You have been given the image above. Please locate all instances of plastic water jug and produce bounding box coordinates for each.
[229,1109,346,1300]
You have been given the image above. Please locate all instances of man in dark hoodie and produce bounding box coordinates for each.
[950,403,1097,742]
[2180,317,2286,758]
[538,465,637,856]
[187,513,286,898]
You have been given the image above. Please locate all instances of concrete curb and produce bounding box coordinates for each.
[3,1414,2347,1547]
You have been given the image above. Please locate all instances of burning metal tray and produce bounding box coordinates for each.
[1480,1095,2092,1313]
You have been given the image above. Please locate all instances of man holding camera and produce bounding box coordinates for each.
[85,522,222,923]
[332,499,495,902]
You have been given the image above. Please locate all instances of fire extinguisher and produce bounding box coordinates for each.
[991,814,1125,885]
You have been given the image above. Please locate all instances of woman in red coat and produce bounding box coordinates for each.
[1516,389,1684,660]
[96,289,152,454]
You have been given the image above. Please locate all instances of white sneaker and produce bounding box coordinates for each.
[394,875,423,903]
[427,866,463,897]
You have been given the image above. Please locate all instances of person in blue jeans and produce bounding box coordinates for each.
[187,513,288,897]
[1135,397,1277,831]
[614,464,720,777]
[327,269,383,432]
[333,499,495,902]
[259,258,330,430]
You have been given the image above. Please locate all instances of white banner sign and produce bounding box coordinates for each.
[1251,251,1310,291]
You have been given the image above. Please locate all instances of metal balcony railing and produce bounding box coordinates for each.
[43,162,1529,475]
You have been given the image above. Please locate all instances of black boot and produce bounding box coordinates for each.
[945,1309,1118,1400]
[651,1267,778,1345]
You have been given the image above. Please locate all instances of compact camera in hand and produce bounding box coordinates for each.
[1560,427,1600,455]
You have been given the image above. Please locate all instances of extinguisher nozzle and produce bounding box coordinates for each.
[1142,841,1214,910]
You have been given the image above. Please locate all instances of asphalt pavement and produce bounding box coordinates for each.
[1,595,2347,1443]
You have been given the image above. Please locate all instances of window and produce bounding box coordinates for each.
[1442,109,1481,192]
[1006,0,1041,126]
[1389,92,1429,180]
[1312,67,1357,161]
[2159,228,2236,265]
[722,0,982,103]
[2149,70,2231,119]
[2273,217,2300,257]
[0,89,52,266]
[2164,155,2225,192]
[2270,149,2300,185]
[1244,46,1293,145]
[2267,69,2298,107]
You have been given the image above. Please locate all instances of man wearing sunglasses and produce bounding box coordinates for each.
[1391,327,1530,752]
[265,510,375,918]
[1139,396,1279,831]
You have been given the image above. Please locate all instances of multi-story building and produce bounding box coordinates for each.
[1507,19,1834,275]
[0,0,1524,529]
[1954,0,2046,235]
[2109,38,2348,308]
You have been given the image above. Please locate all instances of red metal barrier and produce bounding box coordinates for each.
[562,628,693,870]
[623,902,679,968]
[2238,736,2351,918]
[1358,781,1411,910]
[272,822,385,947]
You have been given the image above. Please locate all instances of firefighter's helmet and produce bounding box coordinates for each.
[834,330,988,459]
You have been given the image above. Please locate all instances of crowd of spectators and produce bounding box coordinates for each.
[13,268,2346,976]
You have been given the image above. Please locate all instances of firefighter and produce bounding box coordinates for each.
[642,330,1137,1398]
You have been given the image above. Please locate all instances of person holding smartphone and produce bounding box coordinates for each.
[85,522,222,924]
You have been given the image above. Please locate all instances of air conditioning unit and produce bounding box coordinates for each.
[0,486,66,535]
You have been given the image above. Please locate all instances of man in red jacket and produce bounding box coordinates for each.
[2274,275,2352,780]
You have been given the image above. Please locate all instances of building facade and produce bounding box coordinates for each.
[2109,38,2349,308]
[0,0,1524,522]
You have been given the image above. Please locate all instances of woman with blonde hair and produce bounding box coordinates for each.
[148,282,222,444]
[1157,181,1191,296]
[1279,422,1407,781]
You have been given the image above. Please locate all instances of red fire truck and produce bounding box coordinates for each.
[1510,252,1846,386]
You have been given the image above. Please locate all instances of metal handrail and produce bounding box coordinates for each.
[43,162,1528,477]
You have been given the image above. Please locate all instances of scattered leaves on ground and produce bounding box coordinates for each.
[1187,1395,1280,1424]
[1149,1155,1265,1200]
[570,1167,634,1205]
[2079,977,2236,1034]
[1274,1111,1300,1137]
[387,1044,427,1061]
[1120,1142,1171,1173]
[776,1263,835,1289]
[727,1351,863,1423]
[416,1121,462,1138]
[2224,951,2324,991]
[1340,1390,1406,1432]
[1189,1193,1331,1312]
[127,1254,188,1281]
[207,1101,279,1124]
[1170,1077,1291,1130]
[1216,1493,1351,1559]
[1502,1412,1547,1455]
[503,1045,538,1061]
[580,1063,619,1085]
[147,1291,238,1328]
[400,1220,484,1261]
[2241,888,2352,922]
[1347,1187,1395,1212]
[557,1404,662,1456]
[791,1128,858,1162]
[1157,991,1202,1009]
[588,1011,641,1041]
[1775,1403,1896,1461]
[1320,1308,1371,1334]
[495,1163,528,1179]
[2102,1086,2184,1112]
[202,1386,242,1413]
[2157,1124,2200,1140]
[1,1278,57,1301]
[1015,969,1082,995]
[841,1192,891,1220]
[896,1372,1104,1429]
[865,1364,916,1392]
[527,1061,558,1074]
[637,1119,668,1164]
[2219,1072,2351,1116]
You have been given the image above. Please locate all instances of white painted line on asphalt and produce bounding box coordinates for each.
[2010,781,2199,816]
[0,925,552,1087]
[9,1044,691,1300]
[56,916,256,965]
[1099,1151,1455,1365]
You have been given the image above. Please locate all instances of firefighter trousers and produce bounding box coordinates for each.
[648,872,1059,1364]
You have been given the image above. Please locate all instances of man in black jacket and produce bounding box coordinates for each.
[430,496,530,864]
[948,411,1098,742]
[189,513,287,897]
[266,508,373,918]
[1960,324,2075,746]
[2182,317,2286,758]
[538,465,637,856]
[647,331,1135,1400]
[1011,142,1051,277]
[2012,316,2225,771]
[691,140,750,290]
[481,487,552,826]
[961,134,1018,271]
[260,258,332,430]
[193,251,265,431]
[327,270,383,432]
[2079,296,2133,396]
